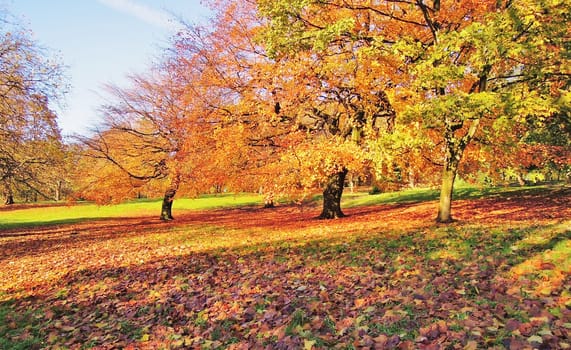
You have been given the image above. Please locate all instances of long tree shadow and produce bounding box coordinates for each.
[0,200,432,264]
[0,216,164,263]
[2,187,570,348]
[2,186,570,269]
[2,217,569,349]
[452,186,571,222]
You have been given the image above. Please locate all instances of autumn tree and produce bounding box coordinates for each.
[405,0,569,222]
[238,0,398,218]
[257,0,570,222]
[75,1,278,220]
[272,54,396,218]
[75,3,268,220]
[206,0,401,218]
[457,108,571,187]
[166,1,279,196]
[0,15,68,204]
[76,64,219,220]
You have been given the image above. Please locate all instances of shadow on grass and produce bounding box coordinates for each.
[0,216,163,263]
[2,217,569,349]
[0,217,117,232]
[346,183,570,207]
[0,193,263,232]
[3,185,570,265]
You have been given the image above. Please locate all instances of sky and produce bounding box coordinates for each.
[6,0,211,136]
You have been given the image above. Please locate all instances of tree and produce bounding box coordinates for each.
[406,0,569,221]
[76,66,215,220]
[76,1,275,220]
[0,16,67,204]
[78,0,397,220]
[256,0,570,222]
[252,0,398,218]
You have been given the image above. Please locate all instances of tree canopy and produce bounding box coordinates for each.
[76,0,570,221]
[0,15,68,204]
[257,0,571,221]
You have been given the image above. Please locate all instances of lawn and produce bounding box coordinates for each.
[0,193,263,230]
[1,185,570,349]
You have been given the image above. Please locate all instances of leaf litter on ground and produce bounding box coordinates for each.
[0,187,570,349]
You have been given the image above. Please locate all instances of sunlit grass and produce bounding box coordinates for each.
[0,193,262,229]
[0,185,569,348]
[2,183,560,229]
[509,225,571,297]
[342,183,559,208]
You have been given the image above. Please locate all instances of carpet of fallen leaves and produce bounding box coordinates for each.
[1,187,570,349]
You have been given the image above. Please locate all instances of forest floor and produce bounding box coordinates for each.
[1,186,570,349]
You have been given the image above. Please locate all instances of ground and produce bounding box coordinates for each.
[0,186,570,349]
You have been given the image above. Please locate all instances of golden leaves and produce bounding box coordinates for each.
[1,187,571,348]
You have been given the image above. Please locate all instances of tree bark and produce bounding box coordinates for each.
[436,118,480,223]
[55,180,62,201]
[436,65,488,223]
[160,174,181,221]
[436,124,463,223]
[319,168,348,219]
[3,184,14,205]
[160,188,176,221]
[263,192,275,208]
[436,166,457,223]
[4,193,14,205]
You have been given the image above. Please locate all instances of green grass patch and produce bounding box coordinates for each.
[342,187,439,208]
[0,301,45,350]
[0,193,262,230]
[1,184,569,348]
[341,183,558,208]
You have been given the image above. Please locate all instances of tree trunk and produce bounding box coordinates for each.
[436,118,480,223]
[319,168,348,219]
[4,193,14,205]
[436,66,487,223]
[516,172,526,186]
[160,188,176,221]
[436,166,457,223]
[55,180,62,201]
[263,192,275,208]
[408,168,416,188]
[160,174,181,221]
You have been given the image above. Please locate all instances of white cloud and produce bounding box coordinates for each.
[96,0,181,31]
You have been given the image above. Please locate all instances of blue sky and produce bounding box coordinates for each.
[7,0,211,136]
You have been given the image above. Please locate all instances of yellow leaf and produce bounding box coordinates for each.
[354,298,366,308]
[464,340,478,350]
[304,339,316,350]
[47,332,59,344]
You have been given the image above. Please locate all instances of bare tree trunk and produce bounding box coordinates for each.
[263,191,275,208]
[55,180,62,201]
[4,193,14,205]
[436,66,488,223]
[160,188,176,220]
[3,185,14,205]
[319,168,348,219]
[408,168,416,188]
[160,175,180,221]
[436,166,457,223]
[436,118,480,223]
[516,172,526,186]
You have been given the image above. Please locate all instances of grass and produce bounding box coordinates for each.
[1,184,570,348]
[1,183,560,229]
[0,193,262,229]
[342,182,558,208]
[0,301,44,350]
